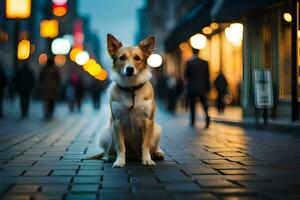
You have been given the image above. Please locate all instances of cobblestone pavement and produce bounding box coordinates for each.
[1,104,300,200]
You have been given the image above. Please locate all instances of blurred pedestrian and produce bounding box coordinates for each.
[90,78,103,110]
[15,61,35,118]
[39,58,61,120]
[214,71,228,114]
[166,73,178,113]
[0,64,7,118]
[66,72,84,112]
[184,48,210,128]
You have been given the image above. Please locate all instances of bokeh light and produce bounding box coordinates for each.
[40,19,58,38]
[70,47,82,62]
[202,26,213,35]
[52,0,68,5]
[147,54,163,68]
[17,39,30,60]
[225,23,243,47]
[75,51,89,65]
[38,53,48,65]
[210,22,219,30]
[54,55,66,67]
[51,38,71,55]
[190,33,207,49]
[95,69,108,81]
[53,4,67,17]
[5,0,31,19]
[283,13,292,22]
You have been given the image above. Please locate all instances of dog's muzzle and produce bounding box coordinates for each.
[125,66,134,77]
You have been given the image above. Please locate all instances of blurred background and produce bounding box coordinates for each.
[0,0,299,124]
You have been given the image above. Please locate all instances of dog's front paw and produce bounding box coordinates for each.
[113,159,126,168]
[142,158,156,166]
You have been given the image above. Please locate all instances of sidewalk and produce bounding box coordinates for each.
[1,103,300,199]
[208,107,300,134]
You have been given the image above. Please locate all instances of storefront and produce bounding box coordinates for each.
[164,0,299,121]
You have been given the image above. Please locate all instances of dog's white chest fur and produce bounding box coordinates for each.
[111,92,152,120]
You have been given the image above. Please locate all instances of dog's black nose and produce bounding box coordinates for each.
[125,66,134,76]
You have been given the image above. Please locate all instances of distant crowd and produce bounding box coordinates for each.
[0,58,105,120]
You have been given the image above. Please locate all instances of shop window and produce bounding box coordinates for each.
[279,11,292,99]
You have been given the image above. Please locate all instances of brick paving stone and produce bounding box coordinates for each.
[163,182,203,193]
[34,193,64,200]
[73,176,101,184]
[71,184,100,192]
[219,169,255,175]
[40,184,69,192]
[77,170,103,176]
[182,166,219,175]
[8,185,40,193]
[2,194,31,200]
[197,179,239,188]
[65,193,97,200]
[174,193,218,200]
[51,170,77,176]
[24,170,51,176]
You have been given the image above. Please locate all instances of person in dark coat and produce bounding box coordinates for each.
[0,64,7,118]
[90,78,103,110]
[66,72,84,112]
[214,71,228,114]
[184,48,210,128]
[39,58,61,120]
[15,61,35,118]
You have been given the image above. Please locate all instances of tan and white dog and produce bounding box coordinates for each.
[96,34,164,168]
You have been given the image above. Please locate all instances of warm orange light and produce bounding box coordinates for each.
[202,26,213,35]
[5,0,31,19]
[40,19,59,38]
[70,47,82,62]
[83,59,96,71]
[95,69,108,81]
[39,53,48,65]
[210,22,219,30]
[17,40,30,60]
[0,31,9,42]
[179,42,190,51]
[54,55,66,67]
[53,5,67,17]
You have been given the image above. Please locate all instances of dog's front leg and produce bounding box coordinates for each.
[142,119,155,165]
[112,120,126,168]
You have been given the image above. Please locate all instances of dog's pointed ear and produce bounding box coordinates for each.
[107,34,123,56]
[138,36,155,56]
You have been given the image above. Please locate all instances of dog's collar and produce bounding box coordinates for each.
[116,82,147,92]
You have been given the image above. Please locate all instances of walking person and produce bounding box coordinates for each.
[214,71,228,114]
[184,48,210,128]
[39,58,61,120]
[0,64,7,118]
[90,78,103,110]
[15,61,35,118]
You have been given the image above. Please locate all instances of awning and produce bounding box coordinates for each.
[211,0,284,22]
[164,0,213,52]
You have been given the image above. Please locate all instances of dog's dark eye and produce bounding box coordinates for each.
[134,55,141,61]
[119,55,126,61]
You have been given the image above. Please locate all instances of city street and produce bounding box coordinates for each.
[0,103,300,200]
